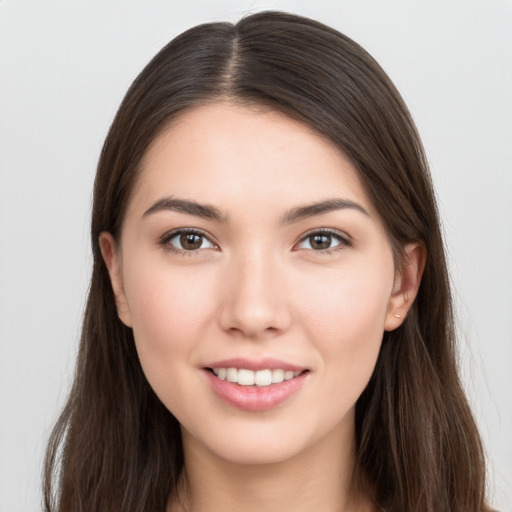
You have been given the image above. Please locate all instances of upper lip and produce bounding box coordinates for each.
[204,357,307,372]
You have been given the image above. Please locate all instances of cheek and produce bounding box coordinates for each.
[298,259,393,387]
[123,259,217,385]
[127,259,214,331]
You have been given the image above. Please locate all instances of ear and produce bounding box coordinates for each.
[99,232,133,327]
[384,243,426,331]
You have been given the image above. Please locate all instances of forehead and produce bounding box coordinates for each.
[130,102,374,216]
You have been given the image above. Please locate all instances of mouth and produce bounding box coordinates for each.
[206,367,308,387]
[202,361,309,411]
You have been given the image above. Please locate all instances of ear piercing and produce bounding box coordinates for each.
[394,314,401,318]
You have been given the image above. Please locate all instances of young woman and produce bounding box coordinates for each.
[43,11,490,512]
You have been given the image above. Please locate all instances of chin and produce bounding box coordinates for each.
[181,412,350,468]
[204,435,308,466]
[181,417,307,462]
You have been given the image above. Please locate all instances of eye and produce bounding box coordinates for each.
[295,229,351,253]
[160,229,217,253]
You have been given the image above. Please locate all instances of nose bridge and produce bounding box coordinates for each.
[219,244,290,338]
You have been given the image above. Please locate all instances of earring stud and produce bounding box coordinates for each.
[394,314,401,318]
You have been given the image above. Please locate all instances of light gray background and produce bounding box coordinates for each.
[0,1,511,511]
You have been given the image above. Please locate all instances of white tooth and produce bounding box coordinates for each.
[237,369,255,386]
[294,370,301,377]
[284,370,295,380]
[212,368,219,376]
[255,369,272,387]
[271,369,285,383]
[217,368,226,380]
[226,367,238,383]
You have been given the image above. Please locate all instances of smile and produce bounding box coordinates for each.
[211,367,303,387]
[203,360,309,411]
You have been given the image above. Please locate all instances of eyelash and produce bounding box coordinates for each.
[295,228,352,255]
[159,228,352,256]
[159,228,218,256]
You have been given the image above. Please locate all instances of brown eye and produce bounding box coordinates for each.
[310,234,332,250]
[180,233,204,250]
[296,230,350,252]
[161,229,216,252]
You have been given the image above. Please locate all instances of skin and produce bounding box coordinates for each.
[100,103,424,512]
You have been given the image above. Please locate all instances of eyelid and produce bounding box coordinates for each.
[294,228,352,252]
[159,227,219,254]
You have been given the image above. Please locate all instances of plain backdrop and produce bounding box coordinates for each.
[0,1,511,511]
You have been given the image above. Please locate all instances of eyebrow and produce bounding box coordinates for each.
[280,198,369,225]
[142,196,369,224]
[143,197,227,222]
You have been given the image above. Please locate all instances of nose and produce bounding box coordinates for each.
[218,248,292,339]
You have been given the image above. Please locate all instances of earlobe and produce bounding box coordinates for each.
[384,243,426,331]
[99,232,133,327]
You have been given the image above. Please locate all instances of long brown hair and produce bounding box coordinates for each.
[43,11,489,512]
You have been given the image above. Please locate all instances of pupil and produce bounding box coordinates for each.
[181,233,202,250]
[311,234,331,250]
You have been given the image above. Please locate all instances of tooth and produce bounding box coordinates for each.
[271,369,285,383]
[218,367,301,385]
[226,367,238,383]
[254,369,272,386]
[237,369,255,386]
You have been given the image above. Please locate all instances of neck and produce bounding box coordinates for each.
[168,421,373,512]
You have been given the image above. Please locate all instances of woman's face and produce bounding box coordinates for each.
[102,103,408,466]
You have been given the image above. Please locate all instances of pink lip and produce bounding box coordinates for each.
[203,368,308,412]
[205,357,306,372]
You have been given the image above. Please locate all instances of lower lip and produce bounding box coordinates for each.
[204,370,308,411]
